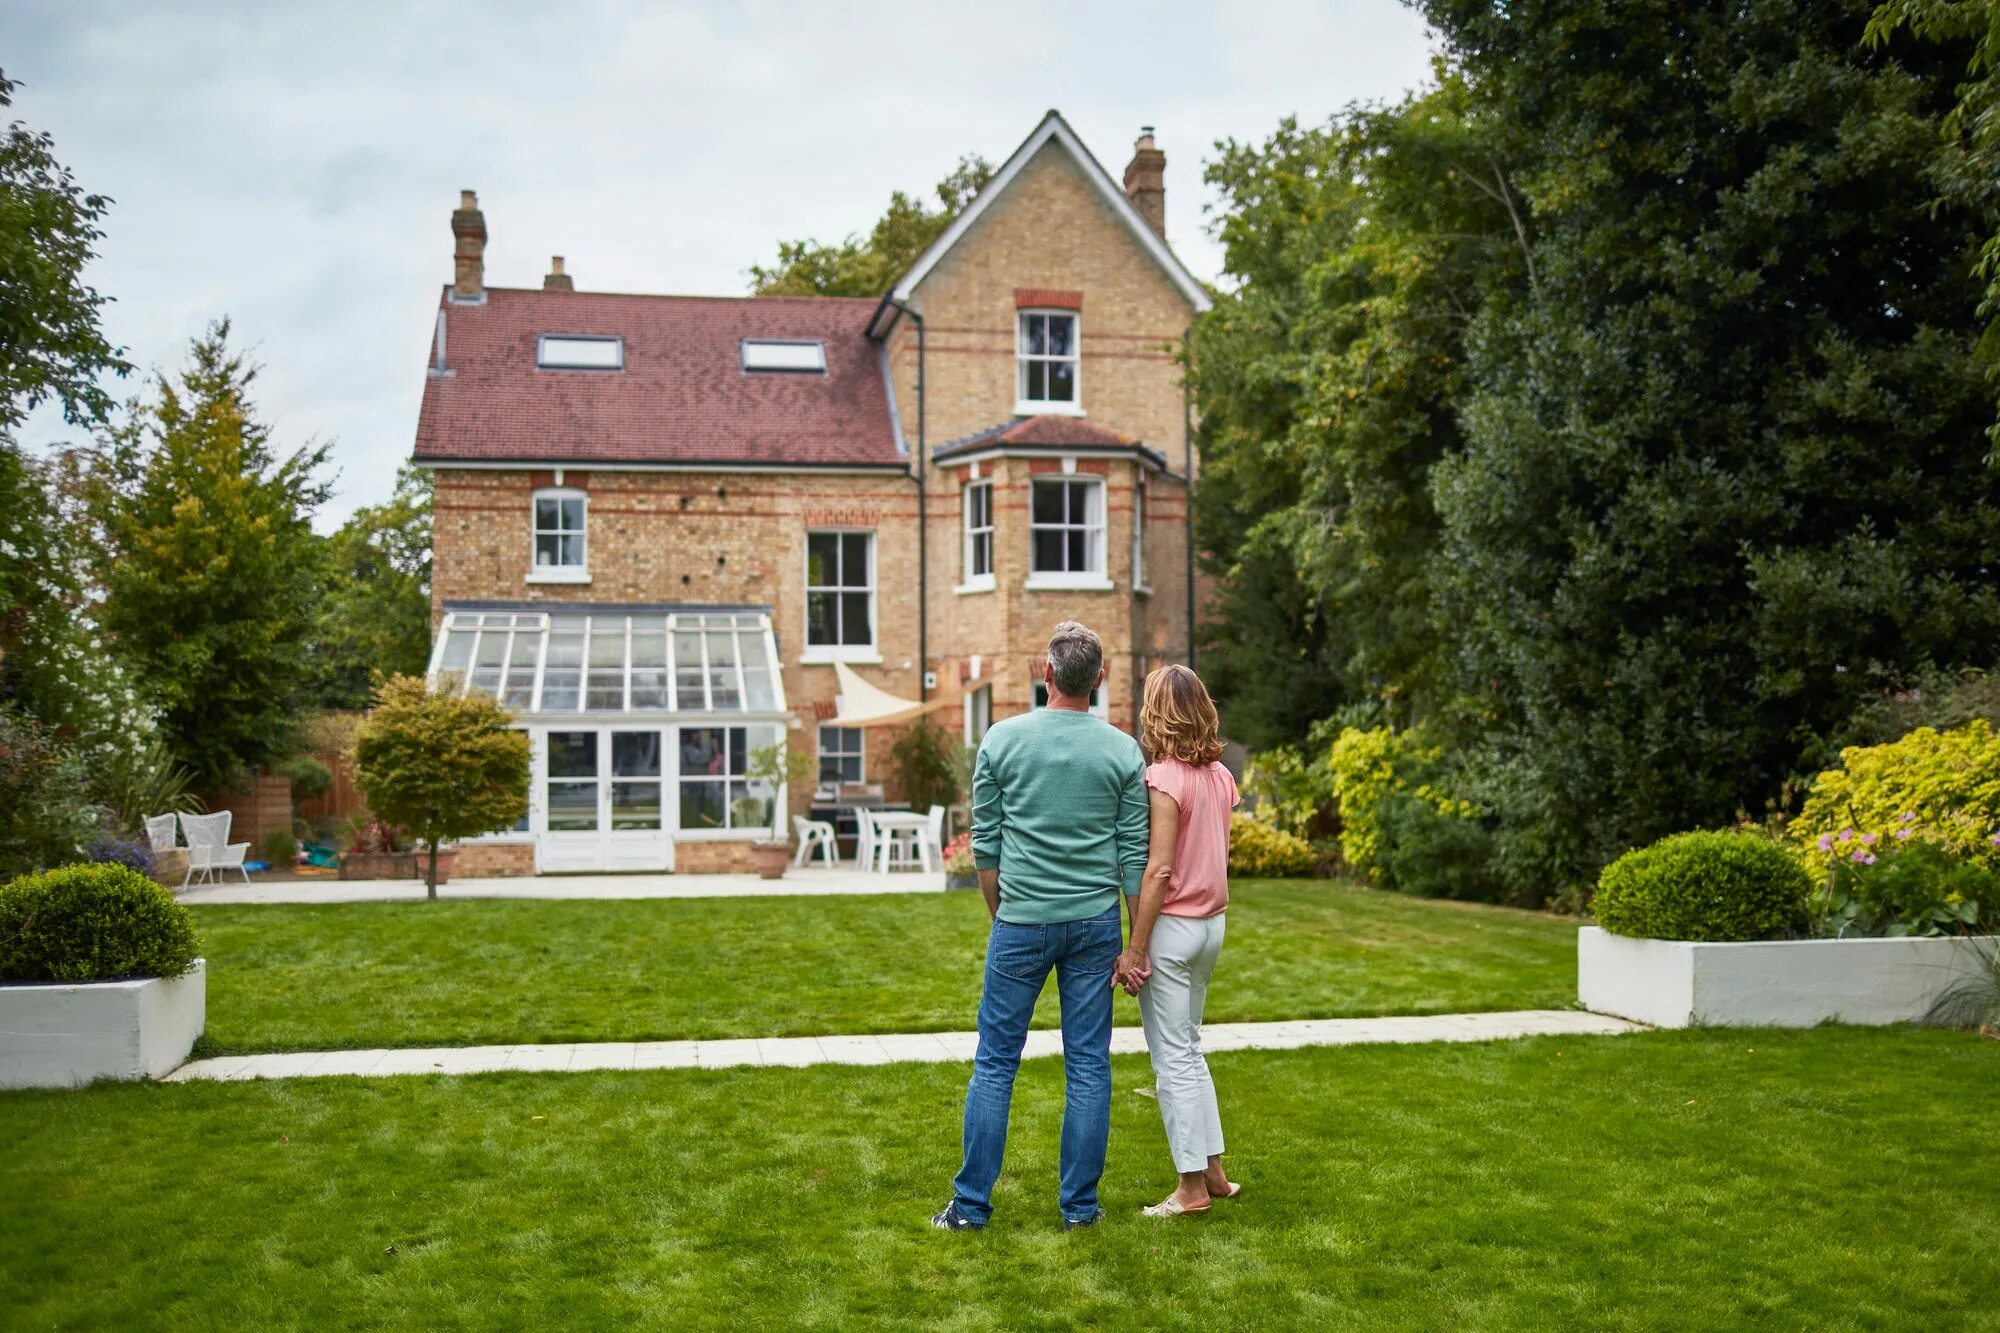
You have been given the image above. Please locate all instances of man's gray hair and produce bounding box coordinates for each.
[1046,620,1103,698]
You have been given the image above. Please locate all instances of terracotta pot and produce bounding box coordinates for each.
[751,842,791,880]
[425,849,457,885]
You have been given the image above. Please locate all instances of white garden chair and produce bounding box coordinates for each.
[143,814,179,857]
[791,814,838,868]
[853,807,878,872]
[178,810,250,886]
[925,804,947,865]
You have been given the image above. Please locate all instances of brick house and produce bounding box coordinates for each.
[414,112,1210,874]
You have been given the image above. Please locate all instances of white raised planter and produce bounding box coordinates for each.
[1578,927,1997,1029]
[0,959,206,1089]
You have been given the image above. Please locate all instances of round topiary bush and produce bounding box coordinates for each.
[1594,831,1810,942]
[0,863,201,983]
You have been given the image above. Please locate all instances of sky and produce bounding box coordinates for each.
[8,0,1438,527]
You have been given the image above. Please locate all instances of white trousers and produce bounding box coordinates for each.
[1134,911,1226,1173]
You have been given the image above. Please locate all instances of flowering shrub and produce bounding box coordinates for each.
[0,710,96,878]
[86,834,154,876]
[1595,831,1811,942]
[1240,720,1341,839]
[1792,721,2000,876]
[1227,814,1316,878]
[943,831,975,876]
[1816,840,1999,938]
[1327,726,1481,884]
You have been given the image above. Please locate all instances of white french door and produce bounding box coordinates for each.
[538,727,675,872]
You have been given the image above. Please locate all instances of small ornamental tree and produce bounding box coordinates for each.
[351,675,528,898]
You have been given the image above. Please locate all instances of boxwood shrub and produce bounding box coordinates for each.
[1594,831,1810,942]
[1228,814,1317,879]
[0,863,200,983]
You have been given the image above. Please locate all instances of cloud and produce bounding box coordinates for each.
[9,0,1435,527]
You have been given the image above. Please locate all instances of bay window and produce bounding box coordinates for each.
[962,480,994,590]
[1028,477,1108,587]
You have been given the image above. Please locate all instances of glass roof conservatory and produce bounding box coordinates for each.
[426,604,788,719]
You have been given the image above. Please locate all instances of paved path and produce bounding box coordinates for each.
[167,1010,1640,1083]
[179,866,949,905]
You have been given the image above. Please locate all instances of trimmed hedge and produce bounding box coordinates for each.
[1228,814,1317,879]
[0,863,201,983]
[1594,831,1810,942]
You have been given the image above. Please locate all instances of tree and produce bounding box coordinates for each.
[309,464,433,709]
[351,675,529,897]
[0,70,130,432]
[1416,0,2000,896]
[90,321,331,789]
[748,156,993,296]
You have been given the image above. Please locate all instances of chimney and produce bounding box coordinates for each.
[1123,127,1166,240]
[451,190,486,301]
[543,255,574,291]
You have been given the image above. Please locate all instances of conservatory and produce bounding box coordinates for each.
[425,603,790,873]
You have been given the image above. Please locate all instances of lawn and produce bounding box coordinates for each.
[190,880,1577,1053]
[4,1027,1996,1329]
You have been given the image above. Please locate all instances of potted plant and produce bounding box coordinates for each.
[943,831,978,890]
[744,740,815,879]
[336,817,418,881]
[351,676,530,899]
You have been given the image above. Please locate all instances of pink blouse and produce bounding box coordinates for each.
[1143,758,1239,917]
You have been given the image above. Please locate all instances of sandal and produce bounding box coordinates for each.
[1141,1194,1211,1218]
[1209,1181,1242,1200]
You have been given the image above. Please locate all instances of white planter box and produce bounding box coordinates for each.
[0,959,206,1089]
[1578,927,1998,1029]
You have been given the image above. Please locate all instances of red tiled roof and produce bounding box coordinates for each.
[933,414,1145,457]
[413,288,904,468]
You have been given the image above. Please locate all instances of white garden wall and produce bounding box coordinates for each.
[0,960,206,1089]
[1578,928,1997,1029]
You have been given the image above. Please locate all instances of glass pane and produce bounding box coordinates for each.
[1033,482,1063,524]
[540,670,580,711]
[729,727,748,775]
[973,531,992,577]
[548,731,597,778]
[709,665,742,710]
[535,498,560,530]
[807,532,837,587]
[438,629,474,674]
[535,533,562,567]
[474,631,507,668]
[840,593,871,645]
[679,780,727,830]
[1023,313,1045,355]
[1033,529,1064,572]
[613,731,662,777]
[1026,360,1046,401]
[1067,529,1085,572]
[585,678,624,712]
[1046,315,1073,356]
[741,664,775,710]
[731,782,774,831]
[1047,360,1075,402]
[841,534,869,585]
[680,727,727,777]
[588,622,626,669]
[559,534,584,567]
[630,629,667,708]
[807,591,836,646]
[673,630,706,709]
[610,781,662,831]
[547,781,598,832]
[466,667,500,698]
[559,498,584,531]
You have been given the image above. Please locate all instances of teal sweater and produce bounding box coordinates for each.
[970,708,1150,925]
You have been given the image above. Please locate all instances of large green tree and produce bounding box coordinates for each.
[1416,0,2000,895]
[748,156,992,296]
[309,464,433,709]
[91,322,331,788]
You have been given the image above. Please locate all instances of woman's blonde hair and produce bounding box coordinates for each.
[1140,664,1223,765]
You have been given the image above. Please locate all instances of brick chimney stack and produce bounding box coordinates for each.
[451,190,486,301]
[543,255,574,292]
[1123,127,1166,240]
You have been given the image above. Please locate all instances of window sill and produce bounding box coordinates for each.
[526,568,592,585]
[954,577,996,596]
[1024,574,1115,592]
[1013,400,1086,417]
[799,647,883,666]
[676,828,781,843]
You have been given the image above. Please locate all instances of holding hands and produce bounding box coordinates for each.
[1113,947,1151,995]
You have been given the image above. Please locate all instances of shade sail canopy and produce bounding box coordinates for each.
[831,660,948,728]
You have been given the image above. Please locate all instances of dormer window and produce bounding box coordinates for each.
[1016,311,1079,412]
[537,335,623,370]
[741,339,827,374]
[530,488,589,583]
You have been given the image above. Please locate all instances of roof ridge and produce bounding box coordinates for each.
[454,285,880,306]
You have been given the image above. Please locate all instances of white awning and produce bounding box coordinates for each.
[832,660,942,728]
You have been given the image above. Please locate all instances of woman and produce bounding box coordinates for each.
[1119,663,1241,1218]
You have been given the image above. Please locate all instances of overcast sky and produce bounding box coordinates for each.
[9,0,1437,527]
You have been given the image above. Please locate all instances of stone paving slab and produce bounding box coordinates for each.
[177,866,949,907]
[165,1010,1641,1084]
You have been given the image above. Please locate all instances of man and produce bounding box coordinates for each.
[931,621,1150,1231]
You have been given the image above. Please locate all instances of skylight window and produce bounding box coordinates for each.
[537,335,623,370]
[741,339,826,374]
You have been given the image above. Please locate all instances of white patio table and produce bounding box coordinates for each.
[866,811,934,873]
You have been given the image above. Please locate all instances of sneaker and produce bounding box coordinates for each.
[1062,1207,1107,1231]
[930,1202,984,1231]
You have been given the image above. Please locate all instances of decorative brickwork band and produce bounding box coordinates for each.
[1014,287,1084,310]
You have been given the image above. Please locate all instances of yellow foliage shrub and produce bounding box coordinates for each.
[1792,720,2000,878]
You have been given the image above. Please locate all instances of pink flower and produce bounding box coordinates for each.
[1863,853,1878,865]
[1816,834,1833,852]
[1838,828,1855,842]
[1894,827,1914,840]
[1899,812,1917,823]
[1860,832,1878,846]
[1850,849,1869,863]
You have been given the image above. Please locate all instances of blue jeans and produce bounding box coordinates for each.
[951,904,1121,1225]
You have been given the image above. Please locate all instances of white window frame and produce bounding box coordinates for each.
[740,339,827,374]
[673,723,783,839]
[963,684,992,745]
[536,335,624,371]
[802,529,880,664]
[1132,483,1151,596]
[1025,476,1112,591]
[958,479,995,594]
[817,724,865,787]
[1014,309,1083,416]
[528,487,590,584]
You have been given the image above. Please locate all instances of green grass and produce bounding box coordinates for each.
[5,1028,1996,1329]
[190,880,1577,1053]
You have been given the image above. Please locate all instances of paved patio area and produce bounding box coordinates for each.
[166,1010,1641,1081]
[178,865,950,905]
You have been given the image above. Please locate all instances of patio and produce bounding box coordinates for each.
[177,864,948,905]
